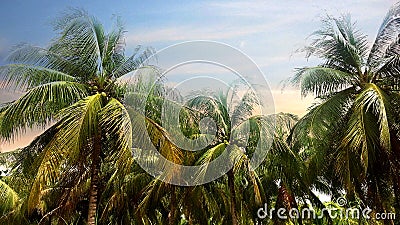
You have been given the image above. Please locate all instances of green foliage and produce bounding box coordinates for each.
[289,3,400,223]
[1,2,400,225]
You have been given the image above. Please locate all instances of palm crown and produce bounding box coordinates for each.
[0,9,154,225]
[1,3,400,225]
[290,4,400,214]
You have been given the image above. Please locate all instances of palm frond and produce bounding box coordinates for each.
[0,81,88,140]
[101,19,125,75]
[289,87,354,151]
[304,15,368,74]
[360,84,391,151]
[187,95,230,139]
[51,8,105,79]
[273,113,298,137]
[0,64,76,90]
[340,91,382,174]
[194,143,227,183]
[230,90,259,128]
[336,110,378,191]
[28,94,104,213]
[291,66,357,97]
[13,123,60,178]
[368,2,400,68]
[0,179,20,216]
[112,46,156,78]
[341,84,392,173]
[100,98,133,181]
[5,44,83,78]
[375,54,400,81]
[127,105,185,183]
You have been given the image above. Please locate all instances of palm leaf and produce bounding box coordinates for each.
[51,8,104,78]
[100,98,133,182]
[341,83,392,175]
[27,94,103,213]
[5,44,83,78]
[368,2,400,69]
[0,81,88,140]
[291,66,357,97]
[290,87,354,151]
[111,46,156,78]
[0,179,19,215]
[304,15,368,74]
[0,64,76,90]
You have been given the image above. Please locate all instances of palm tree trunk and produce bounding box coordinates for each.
[276,183,302,225]
[87,131,102,225]
[227,169,238,225]
[168,185,177,225]
[289,193,302,225]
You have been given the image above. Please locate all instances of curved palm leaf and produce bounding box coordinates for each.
[0,179,19,216]
[304,15,368,74]
[292,67,357,97]
[27,94,103,213]
[0,64,76,90]
[368,2,400,69]
[0,81,88,140]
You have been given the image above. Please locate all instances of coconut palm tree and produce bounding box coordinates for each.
[97,75,190,225]
[289,3,400,219]
[252,113,333,225]
[0,9,154,224]
[181,88,273,225]
[118,85,269,225]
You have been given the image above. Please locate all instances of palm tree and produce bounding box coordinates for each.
[251,113,332,225]
[182,88,272,225]
[289,3,400,219]
[0,9,154,224]
[120,85,269,225]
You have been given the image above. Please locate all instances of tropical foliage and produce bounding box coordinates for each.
[289,3,400,222]
[1,2,400,225]
[0,9,154,225]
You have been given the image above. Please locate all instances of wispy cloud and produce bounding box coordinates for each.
[126,23,276,45]
[140,1,393,43]
[125,1,321,46]
[205,1,312,18]
[206,0,394,20]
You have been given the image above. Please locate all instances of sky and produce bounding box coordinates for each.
[0,0,397,151]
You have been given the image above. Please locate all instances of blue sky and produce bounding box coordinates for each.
[0,0,396,90]
[0,0,397,151]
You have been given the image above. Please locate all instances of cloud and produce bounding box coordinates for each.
[124,1,321,47]
[121,0,395,115]
[206,1,312,18]
[125,23,278,46]
[206,0,394,20]
[128,0,394,45]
